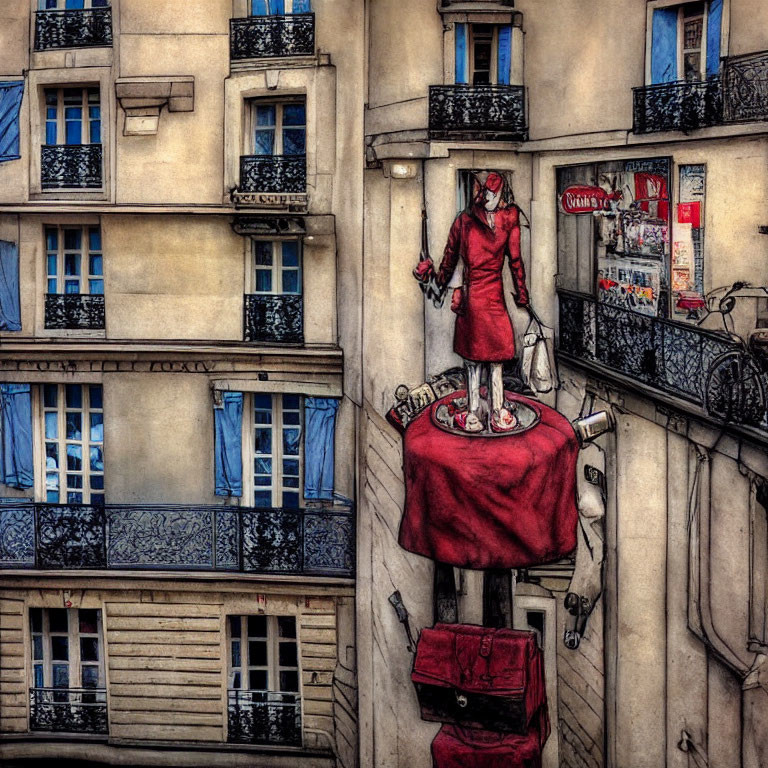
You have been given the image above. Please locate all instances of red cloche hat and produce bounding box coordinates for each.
[484,172,504,194]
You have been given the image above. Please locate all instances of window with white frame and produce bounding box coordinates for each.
[249,101,306,157]
[243,393,302,509]
[249,0,311,14]
[39,1,109,8]
[252,240,302,295]
[44,87,101,146]
[455,23,514,85]
[30,607,105,692]
[40,384,104,505]
[45,225,104,296]
[228,615,299,694]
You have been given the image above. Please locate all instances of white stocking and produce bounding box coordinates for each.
[466,362,481,415]
[490,363,504,412]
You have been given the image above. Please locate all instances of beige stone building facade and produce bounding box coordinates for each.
[0,1,767,767]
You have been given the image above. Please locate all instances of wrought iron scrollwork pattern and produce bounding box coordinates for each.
[34,7,113,51]
[0,503,354,575]
[557,291,755,419]
[230,14,314,60]
[429,85,527,141]
[227,690,302,746]
[633,78,723,133]
[30,688,108,734]
[722,50,768,123]
[244,294,303,344]
[239,155,306,194]
[44,294,105,331]
[41,145,103,190]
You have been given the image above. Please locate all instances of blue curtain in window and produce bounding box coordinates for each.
[293,0,311,12]
[303,398,339,501]
[251,0,285,14]
[0,241,20,332]
[214,392,243,497]
[455,23,468,85]
[707,0,723,76]
[0,384,33,490]
[651,8,678,84]
[497,25,512,85]
[0,82,24,162]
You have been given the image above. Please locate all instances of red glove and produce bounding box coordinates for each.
[413,258,435,284]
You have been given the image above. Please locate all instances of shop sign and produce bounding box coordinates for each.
[560,185,621,214]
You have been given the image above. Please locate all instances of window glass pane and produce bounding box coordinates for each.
[89,446,103,473]
[282,104,305,126]
[281,242,299,267]
[283,394,300,411]
[278,642,297,667]
[49,608,68,633]
[45,413,58,440]
[248,615,267,637]
[33,635,44,660]
[46,443,59,470]
[88,228,101,251]
[65,116,82,145]
[51,636,69,661]
[52,664,69,688]
[283,428,300,456]
[90,412,103,442]
[66,384,82,409]
[81,665,99,688]
[30,608,43,633]
[90,474,104,490]
[277,616,296,638]
[34,665,44,688]
[89,279,104,295]
[255,429,272,454]
[46,473,60,494]
[46,121,57,145]
[232,671,241,688]
[64,229,81,250]
[65,280,79,295]
[67,474,83,489]
[44,384,58,408]
[90,118,101,145]
[249,640,268,666]
[46,228,58,251]
[89,385,103,410]
[255,270,272,292]
[282,128,305,156]
[231,639,241,668]
[79,609,98,634]
[249,669,268,690]
[80,638,99,662]
[89,254,103,276]
[90,492,104,506]
[255,457,272,475]
[280,670,299,692]
[254,242,273,265]
[66,444,82,471]
[67,491,83,503]
[64,253,81,277]
[230,616,241,636]
[254,490,272,507]
[66,412,82,440]
[47,278,57,293]
[256,105,276,126]
[253,129,274,155]
[282,270,299,294]
[282,491,299,508]
[47,254,57,277]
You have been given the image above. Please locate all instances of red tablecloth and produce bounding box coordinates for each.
[399,392,579,569]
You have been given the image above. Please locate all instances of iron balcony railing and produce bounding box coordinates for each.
[44,294,105,331]
[29,687,108,735]
[41,145,103,190]
[228,690,302,746]
[244,294,303,345]
[428,84,527,141]
[0,503,354,577]
[633,50,768,133]
[34,7,113,51]
[230,14,315,60]
[238,155,307,195]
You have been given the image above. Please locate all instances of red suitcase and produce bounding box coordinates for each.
[411,624,546,733]
[431,707,550,768]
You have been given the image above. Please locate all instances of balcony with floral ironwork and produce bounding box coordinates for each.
[244,294,303,345]
[557,290,768,435]
[233,155,307,208]
[29,687,108,735]
[228,690,301,746]
[34,7,113,51]
[41,145,103,190]
[0,502,354,577]
[45,294,105,331]
[428,85,527,141]
[230,14,315,61]
[633,50,768,133]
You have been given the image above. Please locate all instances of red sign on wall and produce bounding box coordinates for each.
[677,201,701,228]
[560,185,622,214]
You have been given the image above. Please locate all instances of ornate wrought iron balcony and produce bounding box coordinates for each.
[230,14,314,60]
[429,84,527,141]
[238,155,306,195]
[0,502,354,577]
[45,294,105,331]
[633,77,723,134]
[30,688,108,735]
[556,290,765,419]
[228,690,301,746]
[722,50,768,123]
[245,294,303,345]
[41,145,103,190]
[34,7,113,51]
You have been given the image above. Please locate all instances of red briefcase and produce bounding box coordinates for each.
[431,706,550,768]
[411,624,546,734]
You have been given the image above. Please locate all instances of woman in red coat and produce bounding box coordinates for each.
[415,172,531,431]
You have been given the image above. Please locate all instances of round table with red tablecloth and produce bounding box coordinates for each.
[398,391,579,570]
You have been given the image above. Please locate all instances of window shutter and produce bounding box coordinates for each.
[455,23,469,85]
[0,241,21,332]
[303,398,339,501]
[214,391,243,497]
[706,0,723,76]
[251,0,269,15]
[0,82,24,162]
[497,25,512,85]
[0,384,33,490]
[651,7,678,84]
[293,0,311,12]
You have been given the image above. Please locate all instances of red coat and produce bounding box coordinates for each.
[437,204,529,362]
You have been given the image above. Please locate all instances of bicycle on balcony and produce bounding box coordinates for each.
[698,282,768,426]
